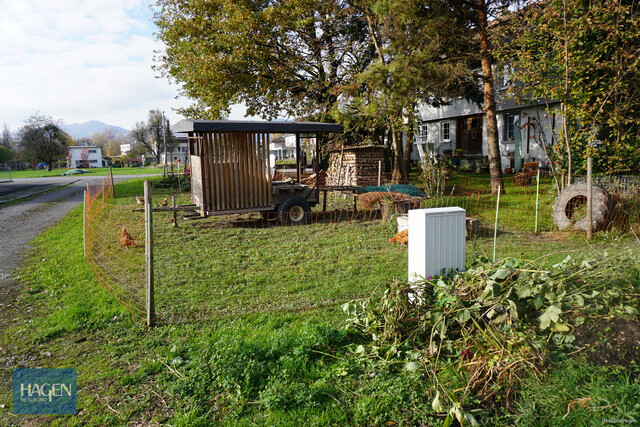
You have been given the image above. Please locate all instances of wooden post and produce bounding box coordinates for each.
[323,190,327,212]
[144,180,155,327]
[109,166,115,198]
[172,195,178,227]
[586,157,593,239]
[378,160,382,186]
[295,133,302,183]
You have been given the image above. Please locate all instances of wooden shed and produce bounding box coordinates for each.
[172,120,342,222]
[326,145,386,187]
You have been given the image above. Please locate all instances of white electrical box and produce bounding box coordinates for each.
[408,207,466,282]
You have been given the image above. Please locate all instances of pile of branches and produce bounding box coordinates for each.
[343,249,639,420]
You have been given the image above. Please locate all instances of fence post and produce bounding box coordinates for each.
[534,169,540,233]
[109,167,115,198]
[144,180,155,327]
[172,195,178,227]
[493,185,501,263]
[586,157,593,239]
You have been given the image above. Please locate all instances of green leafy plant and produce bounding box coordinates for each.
[343,251,640,413]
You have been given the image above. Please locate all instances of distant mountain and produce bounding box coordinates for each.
[64,121,129,140]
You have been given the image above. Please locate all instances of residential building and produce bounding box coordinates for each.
[66,145,107,168]
[416,72,560,172]
[158,136,189,166]
[269,135,297,160]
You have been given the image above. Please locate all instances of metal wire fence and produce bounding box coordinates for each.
[83,173,640,325]
[84,178,146,321]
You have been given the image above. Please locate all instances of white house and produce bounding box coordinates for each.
[416,72,560,172]
[120,143,132,156]
[269,135,297,160]
[67,146,107,168]
[158,136,189,166]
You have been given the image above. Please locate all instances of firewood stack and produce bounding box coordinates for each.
[326,146,386,187]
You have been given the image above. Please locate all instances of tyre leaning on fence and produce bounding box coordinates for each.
[553,182,613,231]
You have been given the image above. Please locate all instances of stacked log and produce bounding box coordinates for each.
[326,145,386,187]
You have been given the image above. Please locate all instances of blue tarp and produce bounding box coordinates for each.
[356,185,426,197]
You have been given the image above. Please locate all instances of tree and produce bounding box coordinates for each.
[130,110,177,173]
[1,123,12,149]
[471,0,509,194]
[154,0,374,121]
[130,121,155,159]
[0,146,15,163]
[17,114,70,171]
[338,0,481,183]
[496,0,640,178]
[105,139,123,157]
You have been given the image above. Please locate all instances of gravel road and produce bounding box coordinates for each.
[0,175,159,327]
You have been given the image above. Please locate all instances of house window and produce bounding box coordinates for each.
[505,113,520,141]
[89,159,98,164]
[419,124,428,142]
[89,149,97,154]
[440,121,451,142]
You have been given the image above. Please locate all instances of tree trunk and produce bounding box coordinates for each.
[403,110,416,178]
[390,122,407,184]
[562,0,573,185]
[476,0,504,195]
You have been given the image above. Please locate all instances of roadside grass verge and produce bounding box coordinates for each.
[8,167,165,179]
[0,177,638,425]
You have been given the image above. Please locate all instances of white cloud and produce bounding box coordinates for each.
[0,0,198,133]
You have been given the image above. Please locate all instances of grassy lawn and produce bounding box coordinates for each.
[1,176,639,425]
[8,167,165,178]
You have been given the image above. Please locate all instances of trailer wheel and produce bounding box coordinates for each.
[552,182,612,231]
[278,197,311,225]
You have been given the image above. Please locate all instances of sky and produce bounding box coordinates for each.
[0,0,248,134]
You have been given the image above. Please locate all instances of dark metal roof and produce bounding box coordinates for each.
[173,120,342,134]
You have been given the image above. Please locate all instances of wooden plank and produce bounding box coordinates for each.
[224,132,234,211]
[247,132,255,208]
[263,133,272,206]
[220,132,228,210]
[233,132,241,209]
[252,132,260,207]
[212,132,221,211]
[206,133,216,212]
[256,133,263,207]
[237,132,246,208]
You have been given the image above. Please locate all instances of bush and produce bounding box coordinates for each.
[154,174,190,192]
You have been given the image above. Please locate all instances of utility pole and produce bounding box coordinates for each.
[162,111,168,178]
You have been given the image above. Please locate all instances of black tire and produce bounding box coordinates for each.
[553,182,612,231]
[277,196,311,225]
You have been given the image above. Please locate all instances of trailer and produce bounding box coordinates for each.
[172,120,343,224]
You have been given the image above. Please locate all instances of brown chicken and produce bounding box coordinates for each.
[389,229,409,245]
[157,197,168,207]
[120,227,137,248]
[136,196,145,205]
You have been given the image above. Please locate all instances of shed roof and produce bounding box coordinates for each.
[172,120,342,134]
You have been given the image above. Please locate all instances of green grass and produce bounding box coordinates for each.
[9,167,165,178]
[1,176,639,425]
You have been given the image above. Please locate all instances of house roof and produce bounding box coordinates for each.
[172,120,342,134]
